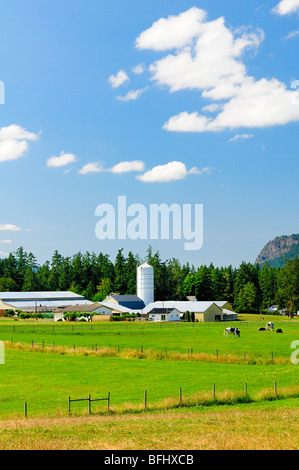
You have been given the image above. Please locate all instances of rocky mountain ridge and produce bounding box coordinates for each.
[255,234,299,267]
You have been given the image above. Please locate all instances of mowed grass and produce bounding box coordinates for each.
[0,317,298,419]
[0,317,299,450]
[0,315,298,358]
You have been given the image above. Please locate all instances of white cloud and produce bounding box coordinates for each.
[131,63,146,74]
[0,125,39,162]
[272,0,299,15]
[143,10,264,94]
[0,124,38,141]
[163,74,299,133]
[47,152,78,168]
[0,251,9,257]
[135,7,207,51]
[202,103,224,113]
[283,30,299,40]
[0,239,12,244]
[116,87,148,102]
[228,134,254,142]
[136,161,209,183]
[110,160,145,173]
[188,166,211,175]
[108,70,129,88]
[79,160,145,175]
[134,7,299,133]
[79,162,103,175]
[0,224,21,232]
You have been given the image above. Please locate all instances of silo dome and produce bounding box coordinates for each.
[137,263,154,306]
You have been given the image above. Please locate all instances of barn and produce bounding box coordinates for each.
[0,291,93,313]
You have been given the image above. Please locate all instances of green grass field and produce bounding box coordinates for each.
[0,316,298,421]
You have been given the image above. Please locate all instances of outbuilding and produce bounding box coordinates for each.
[148,308,181,322]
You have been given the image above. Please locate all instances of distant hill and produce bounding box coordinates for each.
[255,234,299,268]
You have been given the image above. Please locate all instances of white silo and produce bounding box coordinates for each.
[137,263,154,306]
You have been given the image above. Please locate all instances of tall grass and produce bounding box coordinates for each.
[4,340,291,365]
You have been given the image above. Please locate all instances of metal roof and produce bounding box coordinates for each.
[108,295,145,310]
[143,301,219,314]
[0,291,86,301]
[5,300,93,308]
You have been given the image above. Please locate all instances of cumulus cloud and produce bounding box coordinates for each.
[108,70,129,88]
[272,0,299,15]
[79,162,103,175]
[47,152,78,168]
[79,160,145,175]
[116,87,148,102]
[0,124,39,162]
[136,161,209,183]
[0,224,21,231]
[110,160,145,173]
[134,7,299,133]
[135,7,207,51]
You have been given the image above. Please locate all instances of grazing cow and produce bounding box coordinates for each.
[259,327,266,331]
[266,322,274,331]
[276,328,283,333]
[225,327,240,338]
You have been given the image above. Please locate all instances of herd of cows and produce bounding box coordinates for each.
[225,322,283,338]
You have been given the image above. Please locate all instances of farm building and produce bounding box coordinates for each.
[59,301,134,316]
[143,301,223,322]
[104,294,145,311]
[148,308,181,322]
[0,291,93,313]
[215,301,233,311]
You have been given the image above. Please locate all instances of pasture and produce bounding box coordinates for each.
[0,316,298,449]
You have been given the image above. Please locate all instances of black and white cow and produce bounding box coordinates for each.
[224,327,240,338]
[266,322,274,331]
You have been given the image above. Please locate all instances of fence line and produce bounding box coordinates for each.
[68,393,110,414]
[17,382,286,418]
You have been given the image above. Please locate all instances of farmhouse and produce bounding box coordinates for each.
[148,308,181,322]
[0,291,93,313]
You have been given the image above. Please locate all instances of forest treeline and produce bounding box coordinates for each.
[0,246,298,313]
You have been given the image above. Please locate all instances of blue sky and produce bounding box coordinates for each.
[0,0,298,267]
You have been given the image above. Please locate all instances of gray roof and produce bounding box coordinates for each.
[108,295,145,310]
[143,301,220,314]
[0,291,92,309]
[148,308,179,314]
[0,291,86,301]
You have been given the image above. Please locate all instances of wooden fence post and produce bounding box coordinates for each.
[144,390,147,409]
[179,387,182,405]
[213,384,216,399]
[24,402,27,418]
[108,392,110,412]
